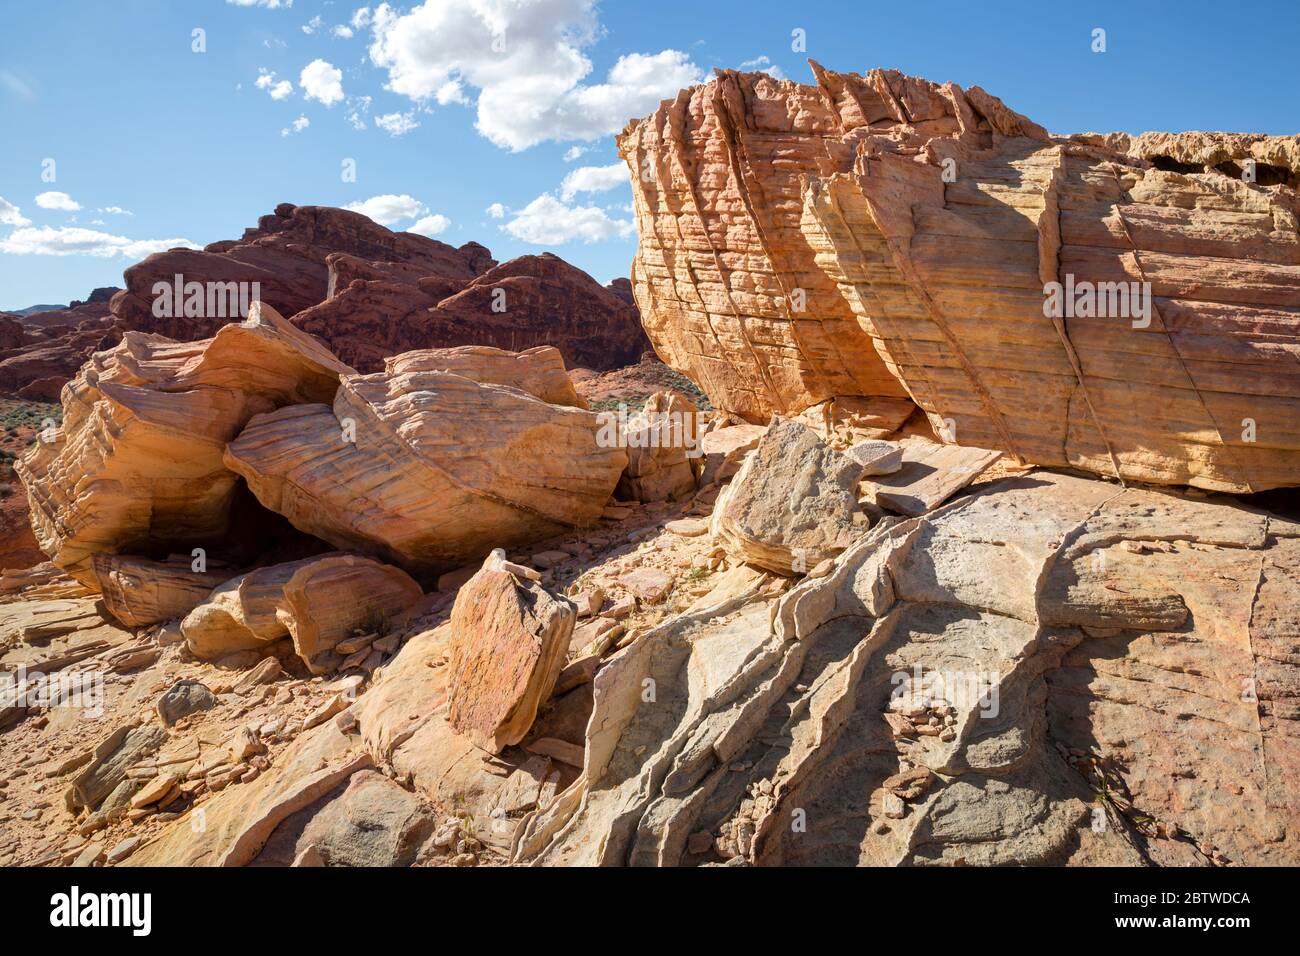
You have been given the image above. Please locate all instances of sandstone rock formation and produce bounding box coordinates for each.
[710,419,866,574]
[613,391,701,502]
[517,472,1300,866]
[15,302,352,584]
[225,359,627,577]
[91,554,233,628]
[292,252,649,373]
[446,550,575,753]
[5,63,1300,876]
[385,344,585,408]
[620,65,1300,493]
[181,553,422,672]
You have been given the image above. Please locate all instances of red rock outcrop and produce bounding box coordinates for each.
[0,314,24,350]
[0,292,120,398]
[109,204,495,342]
[1,206,648,406]
[292,252,649,373]
[620,65,1300,493]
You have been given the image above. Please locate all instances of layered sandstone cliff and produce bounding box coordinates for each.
[619,65,1300,493]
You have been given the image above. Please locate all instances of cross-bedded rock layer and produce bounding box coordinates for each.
[619,65,1300,493]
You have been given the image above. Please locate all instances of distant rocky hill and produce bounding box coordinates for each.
[9,304,67,317]
[0,203,648,399]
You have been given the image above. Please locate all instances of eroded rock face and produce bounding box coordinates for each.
[292,252,649,373]
[621,65,1300,492]
[181,552,422,672]
[384,344,585,408]
[446,550,575,754]
[225,362,627,576]
[516,473,1300,866]
[617,69,915,423]
[15,302,352,584]
[709,419,865,575]
[614,391,701,503]
[91,554,234,628]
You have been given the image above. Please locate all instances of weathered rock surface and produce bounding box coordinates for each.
[181,552,422,672]
[384,344,585,408]
[91,554,233,628]
[618,69,914,424]
[69,723,167,812]
[254,769,437,867]
[293,252,649,374]
[446,550,575,753]
[225,361,627,576]
[621,65,1300,492]
[613,391,701,502]
[710,419,865,574]
[516,472,1300,866]
[127,722,372,867]
[15,302,351,583]
[859,440,1001,517]
[155,679,217,726]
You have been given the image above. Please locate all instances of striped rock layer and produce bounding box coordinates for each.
[224,362,628,577]
[15,303,352,584]
[619,64,1300,492]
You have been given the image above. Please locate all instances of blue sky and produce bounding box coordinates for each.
[1,0,1296,310]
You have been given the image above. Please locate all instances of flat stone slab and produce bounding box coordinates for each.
[860,440,1000,516]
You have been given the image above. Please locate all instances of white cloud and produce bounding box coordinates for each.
[227,0,294,8]
[375,111,419,136]
[255,69,294,100]
[351,7,372,28]
[280,115,310,136]
[559,163,628,201]
[0,196,31,227]
[563,145,587,162]
[300,59,344,106]
[332,24,354,38]
[408,213,451,237]
[0,226,197,258]
[97,206,133,216]
[502,194,634,244]
[485,202,506,219]
[302,15,323,34]
[367,0,703,151]
[435,80,468,105]
[739,56,785,80]
[345,95,372,130]
[343,194,426,226]
[35,191,81,212]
